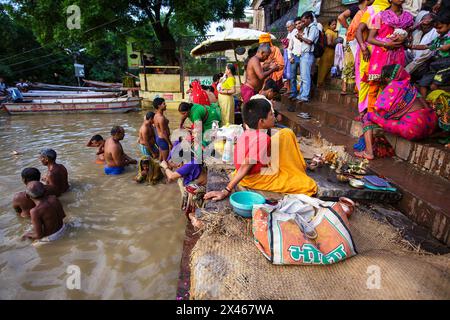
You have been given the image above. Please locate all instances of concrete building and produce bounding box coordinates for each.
[251,0,349,32]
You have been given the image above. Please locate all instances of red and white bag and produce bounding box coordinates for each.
[252,194,357,265]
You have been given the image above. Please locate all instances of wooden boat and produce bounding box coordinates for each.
[2,97,142,115]
[83,79,123,88]
[30,82,122,92]
[23,90,119,99]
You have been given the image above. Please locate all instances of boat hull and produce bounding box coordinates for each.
[23,91,118,99]
[2,98,142,115]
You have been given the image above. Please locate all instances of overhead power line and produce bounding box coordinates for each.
[0,16,123,63]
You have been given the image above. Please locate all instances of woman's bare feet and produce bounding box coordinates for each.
[354,150,374,160]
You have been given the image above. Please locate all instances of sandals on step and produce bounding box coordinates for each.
[297,112,311,119]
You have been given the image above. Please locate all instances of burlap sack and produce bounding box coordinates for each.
[190,208,450,300]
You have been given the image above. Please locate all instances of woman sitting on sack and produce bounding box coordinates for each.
[204,98,317,201]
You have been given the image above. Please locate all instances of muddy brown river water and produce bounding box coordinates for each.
[0,110,186,299]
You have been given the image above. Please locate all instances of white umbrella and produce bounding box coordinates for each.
[190,28,277,86]
[190,28,277,57]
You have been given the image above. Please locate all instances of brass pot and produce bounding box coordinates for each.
[338,197,355,218]
[336,174,349,182]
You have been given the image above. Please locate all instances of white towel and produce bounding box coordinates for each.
[334,43,344,71]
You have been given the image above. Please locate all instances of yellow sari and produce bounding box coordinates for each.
[238,128,317,196]
[218,76,236,125]
[318,29,338,87]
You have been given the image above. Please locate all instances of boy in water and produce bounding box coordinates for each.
[134,159,150,183]
[21,181,66,241]
[138,112,159,159]
[39,149,69,196]
[153,97,172,161]
[86,134,105,163]
[134,158,163,184]
[13,167,54,218]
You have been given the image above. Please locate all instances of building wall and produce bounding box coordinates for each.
[251,0,266,31]
[263,0,348,32]
[252,7,265,31]
[266,1,299,33]
[320,0,348,20]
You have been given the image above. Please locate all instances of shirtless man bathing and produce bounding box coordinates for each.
[138,111,159,159]
[21,181,66,241]
[104,126,137,175]
[40,149,69,196]
[13,167,55,218]
[86,134,105,163]
[153,98,172,161]
[241,43,279,104]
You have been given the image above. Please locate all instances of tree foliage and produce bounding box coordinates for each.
[1,0,249,83]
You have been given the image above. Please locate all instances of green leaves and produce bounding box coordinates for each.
[2,0,250,81]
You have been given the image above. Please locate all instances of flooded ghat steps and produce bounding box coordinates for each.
[278,86,450,246]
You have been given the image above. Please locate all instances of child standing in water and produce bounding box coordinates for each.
[153,97,172,161]
[86,134,105,164]
[134,159,150,183]
[134,158,163,184]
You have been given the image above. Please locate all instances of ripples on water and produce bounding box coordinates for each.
[0,111,186,299]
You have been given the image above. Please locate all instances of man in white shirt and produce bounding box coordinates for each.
[288,17,303,99]
[405,13,439,76]
[283,20,297,93]
[17,78,29,92]
[403,0,423,17]
[296,11,319,102]
[286,20,297,58]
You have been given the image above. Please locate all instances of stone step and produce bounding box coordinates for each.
[276,101,450,246]
[281,93,450,181]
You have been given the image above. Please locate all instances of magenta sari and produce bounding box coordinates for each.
[367,9,414,81]
[363,65,437,140]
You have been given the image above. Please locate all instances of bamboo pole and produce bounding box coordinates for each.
[231,42,242,87]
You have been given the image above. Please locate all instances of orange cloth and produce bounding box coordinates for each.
[259,33,284,81]
[237,128,317,196]
[346,10,366,41]
[259,33,272,44]
[268,46,285,82]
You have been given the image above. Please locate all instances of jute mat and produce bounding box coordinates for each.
[189,208,450,300]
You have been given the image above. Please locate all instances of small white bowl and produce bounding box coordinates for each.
[349,178,364,189]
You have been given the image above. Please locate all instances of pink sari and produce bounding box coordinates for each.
[367,9,414,81]
[363,64,438,140]
[355,1,390,113]
[373,65,417,117]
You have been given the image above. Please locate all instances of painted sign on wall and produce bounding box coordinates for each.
[186,76,213,86]
[298,0,322,16]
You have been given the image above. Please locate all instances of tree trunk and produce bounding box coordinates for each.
[152,22,179,66]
